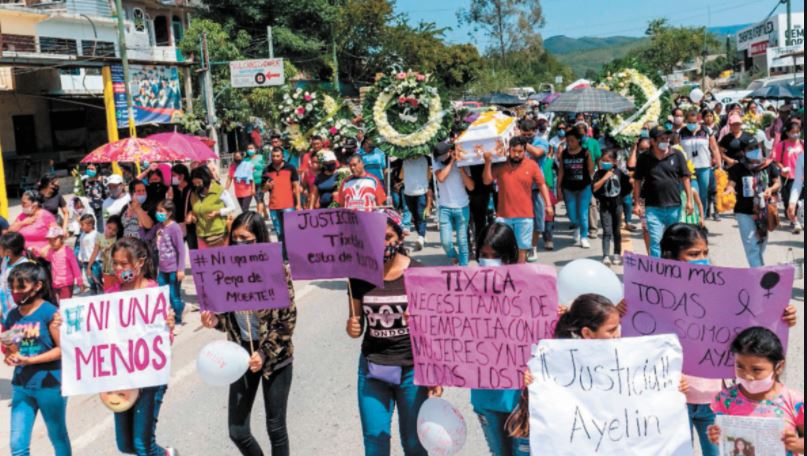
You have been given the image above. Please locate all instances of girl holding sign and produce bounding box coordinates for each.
[2,262,70,456]
[346,209,442,456]
[200,211,297,456]
[707,327,804,455]
[106,237,177,456]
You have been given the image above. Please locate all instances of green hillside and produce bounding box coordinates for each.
[544,35,643,55]
[550,37,649,78]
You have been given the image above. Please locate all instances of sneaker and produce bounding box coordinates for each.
[581,238,591,249]
[589,231,598,239]
[795,222,803,235]
[625,224,638,232]
[612,255,623,266]
[527,249,539,263]
[166,448,179,456]
[602,255,612,266]
[712,213,721,222]
[544,240,554,251]
[573,229,582,245]
[414,237,425,252]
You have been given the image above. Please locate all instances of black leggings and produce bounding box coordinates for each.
[237,196,253,214]
[228,360,293,456]
[469,191,493,247]
[599,202,623,256]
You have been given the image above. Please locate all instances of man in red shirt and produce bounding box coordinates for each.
[336,154,387,211]
[483,136,553,263]
[263,147,302,245]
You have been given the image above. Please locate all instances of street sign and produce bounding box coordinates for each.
[230,58,285,88]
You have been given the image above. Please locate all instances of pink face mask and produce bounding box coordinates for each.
[737,373,776,395]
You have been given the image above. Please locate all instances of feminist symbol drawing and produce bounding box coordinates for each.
[760,272,781,299]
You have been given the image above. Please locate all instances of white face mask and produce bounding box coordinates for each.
[737,373,776,395]
[171,177,180,186]
[22,206,34,215]
[479,258,503,267]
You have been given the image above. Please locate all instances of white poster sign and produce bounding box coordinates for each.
[60,286,172,396]
[716,416,786,456]
[527,334,693,456]
[230,59,285,88]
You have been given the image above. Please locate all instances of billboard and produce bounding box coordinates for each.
[113,64,183,128]
[230,59,285,88]
[737,13,804,52]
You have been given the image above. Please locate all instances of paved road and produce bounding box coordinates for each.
[1,202,803,455]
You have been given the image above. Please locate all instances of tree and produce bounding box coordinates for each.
[460,0,545,60]
[637,20,720,76]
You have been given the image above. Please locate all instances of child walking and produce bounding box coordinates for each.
[2,262,71,455]
[592,150,631,265]
[155,200,186,325]
[708,327,804,455]
[76,214,102,295]
[90,216,123,292]
[40,226,83,300]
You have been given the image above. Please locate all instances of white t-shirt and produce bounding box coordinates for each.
[77,230,99,262]
[433,161,469,209]
[403,156,430,197]
[102,193,131,222]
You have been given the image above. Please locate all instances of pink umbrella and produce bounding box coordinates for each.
[146,132,219,161]
[81,138,186,163]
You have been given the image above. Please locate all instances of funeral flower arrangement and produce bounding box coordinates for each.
[598,69,663,139]
[317,118,360,147]
[363,70,452,159]
[280,88,340,152]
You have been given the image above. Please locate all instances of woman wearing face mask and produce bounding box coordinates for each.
[309,151,340,210]
[557,128,595,249]
[37,175,69,232]
[724,138,781,268]
[671,107,686,133]
[186,166,238,249]
[9,191,57,251]
[200,211,297,456]
[83,164,106,232]
[226,151,256,213]
[657,223,798,456]
[708,327,804,456]
[346,209,441,456]
[169,164,196,249]
[773,121,804,234]
[121,180,154,239]
[2,262,70,456]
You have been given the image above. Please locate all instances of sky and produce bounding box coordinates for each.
[395,0,805,46]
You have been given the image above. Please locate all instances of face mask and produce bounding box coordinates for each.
[116,268,136,284]
[664,122,673,131]
[247,149,256,156]
[745,149,763,162]
[155,212,168,223]
[640,130,650,138]
[22,206,34,215]
[558,131,566,138]
[11,289,35,306]
[658,142,670,151]
[110,187,122,198]
[479,258,503,267]
[688,258,711,266]
[737,373,776,395]
[600,162,614,171]
[86,169,97,178]
[142,161,150,168]
[788,134,801,140]
[384,244,399,263]
[171,177,180,186]
[135,195,147,205]
[687,123,698,132]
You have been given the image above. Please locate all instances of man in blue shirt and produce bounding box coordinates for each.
[359,138,387,185]
[521,118,552,261]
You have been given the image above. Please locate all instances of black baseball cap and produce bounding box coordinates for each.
[649,125,672,139]
[433,141,453,161]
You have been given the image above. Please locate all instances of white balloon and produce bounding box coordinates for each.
[690,88,705,104]
[417,398,467,456]
[197,340,250,387]
[557,259,624,305]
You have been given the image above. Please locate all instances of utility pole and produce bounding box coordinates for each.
[201,32,220,156]
[267,26,274,59]
[786,0,792,47]
[113,0,136,138]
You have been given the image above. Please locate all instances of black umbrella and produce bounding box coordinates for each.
[749,84,803,100]
[546,88,634,114]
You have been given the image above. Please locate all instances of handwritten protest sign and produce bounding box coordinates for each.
[405,264,558,389]
[284,209,386,287]
[528,334,692,456]
[190,243,290,312]
[716,416,786,456]
[622,253,794,378]
[60,286,172,396]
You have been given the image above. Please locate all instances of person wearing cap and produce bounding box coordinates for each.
[359,137,387,185]
[433,142,474,266]
[262,147,302,247]
[102,174,131,225]
[39,226,84,299]
[718,114,755,168]
[535,113,551,141]
[337,155,387,212]
[337,137,360,166]
[309,150,340,209]
[725,137,782,268]
[346,208,442,456]
[632,126,693,258]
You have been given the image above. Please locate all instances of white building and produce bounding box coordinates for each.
[735,12,804,76]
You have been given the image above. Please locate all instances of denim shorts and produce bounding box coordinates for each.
[497,217,534,250]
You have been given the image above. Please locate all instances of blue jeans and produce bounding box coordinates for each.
[439,206,471,266]
[10,386,71,456]
[475,408,530,456]
[114,385,167,456]
[392,190,413,231]
[270,208,295,238]
[498,218,534,251]
[694,168,712,218]
[157,271,184,325]
[404,194,428,238]
[357,356,428,456]
[563,187,593,238]
[81,261,103,295]
[623,193,635,224]
[645,206,682,257]
[532,190,546,233]
[688,404,718,456]
[737,213,767,267]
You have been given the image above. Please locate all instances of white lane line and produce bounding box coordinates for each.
[72,282,316,450]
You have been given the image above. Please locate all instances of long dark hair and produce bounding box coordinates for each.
[228,211,270,244]
[0,232,27,258]
[554,294,618,339]
[476,222,518,265]
[731,327,785,370]
[110,237,156,280]
[661,223,708,260]
[106,215,124,240]
[190,166,213,192]
[8,262,59,307]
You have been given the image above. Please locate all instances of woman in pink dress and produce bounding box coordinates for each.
[8,191,57,251]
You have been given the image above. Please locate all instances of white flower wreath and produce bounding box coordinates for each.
[599,69,662,137]
[372,91,445,148]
